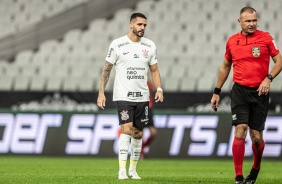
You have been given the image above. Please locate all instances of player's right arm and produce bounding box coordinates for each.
[97,61,113,109]
[97,40,117,109]
[211,57,232,110]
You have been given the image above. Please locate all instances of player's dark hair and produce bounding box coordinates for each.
[240,6,256,15]
[130,13,147,22]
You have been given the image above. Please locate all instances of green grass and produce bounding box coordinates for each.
[0,157,281,184]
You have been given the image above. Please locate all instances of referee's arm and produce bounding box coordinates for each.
[269,53,282,78]
[211,58,232,110]
[257,53,282,96]
[215,58,232,89]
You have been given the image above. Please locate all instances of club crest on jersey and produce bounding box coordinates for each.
[120,110,129,120]
[142,49,149,58]
[252,47,260,57]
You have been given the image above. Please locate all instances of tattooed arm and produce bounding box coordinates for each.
[97,61,113,109]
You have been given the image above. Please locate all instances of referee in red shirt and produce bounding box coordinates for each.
[211,7,282,184]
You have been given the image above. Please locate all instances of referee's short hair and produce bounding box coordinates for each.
[130,13,147,22]
[240,6,256,15]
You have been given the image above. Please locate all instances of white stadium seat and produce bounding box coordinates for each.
[30,76,46,91]
[163,78,180,92]
[13,76,30,91]
[0,76,14,90]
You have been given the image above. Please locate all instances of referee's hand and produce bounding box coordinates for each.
[211,94,220,111]
[155,91,163,103]
[257,77,271,96]
[97,92,106,109]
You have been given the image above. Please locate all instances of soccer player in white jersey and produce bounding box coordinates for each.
[97,13,163,180]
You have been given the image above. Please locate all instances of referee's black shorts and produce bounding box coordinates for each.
[230,83,269,131]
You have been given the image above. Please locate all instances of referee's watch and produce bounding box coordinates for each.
[267,74,273,82]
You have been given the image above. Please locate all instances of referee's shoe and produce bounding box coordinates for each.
[245,168,259,184]
[235,175,244,184]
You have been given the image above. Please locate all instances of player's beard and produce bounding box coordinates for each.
[133,26,144,37]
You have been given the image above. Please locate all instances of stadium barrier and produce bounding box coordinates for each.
[0,91,281,112]
[0,110,282,159]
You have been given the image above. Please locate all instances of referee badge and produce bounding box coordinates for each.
[252,47,260,57]
[120,110,129,120]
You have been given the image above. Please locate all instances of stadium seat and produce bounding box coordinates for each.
[62,76,80,91]
[55,66,71,77]
[0,76,14,90]
[196,78,215,92]
[271,75,282,92]
[13,76,30,91]
[63,29,82,44]
[135,1,155,15]
[158,63,172,78]
[15,50,33,66]
[70,65,87,77]
[187,65,204,79]
[46,54,65,65]
[32,52,48,65]
[179,78,196,92]
[39,39,60,53]
[5,65,21,77]
[78,76,95,91]
[38,65,55,77]
[163,78,180,92]
[170,64,187,79]
[21,65,38,77]
[30,76,46,91]
[46,76,63,91]
[0,61,9,75]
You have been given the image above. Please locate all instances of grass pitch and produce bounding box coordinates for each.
[0,157,281,184]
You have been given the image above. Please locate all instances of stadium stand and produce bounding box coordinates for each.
[0,0,282,92]
[0,0,88,39]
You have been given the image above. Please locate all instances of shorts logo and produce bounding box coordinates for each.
[142,49,149,58]
[252,47,260,57]
[232,114,237,121]
[120,110,129,121]
[145,106,148,119]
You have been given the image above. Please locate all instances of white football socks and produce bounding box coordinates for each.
[118,134,131,170]
[130,137,142,169]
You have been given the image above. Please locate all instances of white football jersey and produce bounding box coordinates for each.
[105,35,158,102]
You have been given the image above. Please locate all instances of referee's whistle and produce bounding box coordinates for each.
[213,102,217,112]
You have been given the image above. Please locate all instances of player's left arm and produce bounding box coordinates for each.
[149,63,163,103]
[258,53,282,96]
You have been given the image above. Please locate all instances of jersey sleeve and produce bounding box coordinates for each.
[149,42,158,65]
[266,33,280,57]
[224,38,232,61]
[105,41,117,64]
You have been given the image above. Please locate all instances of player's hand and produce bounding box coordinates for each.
[155,91,163,103]
[257,77,271,96]
[211,94,220,111]
[97,92,106,109]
